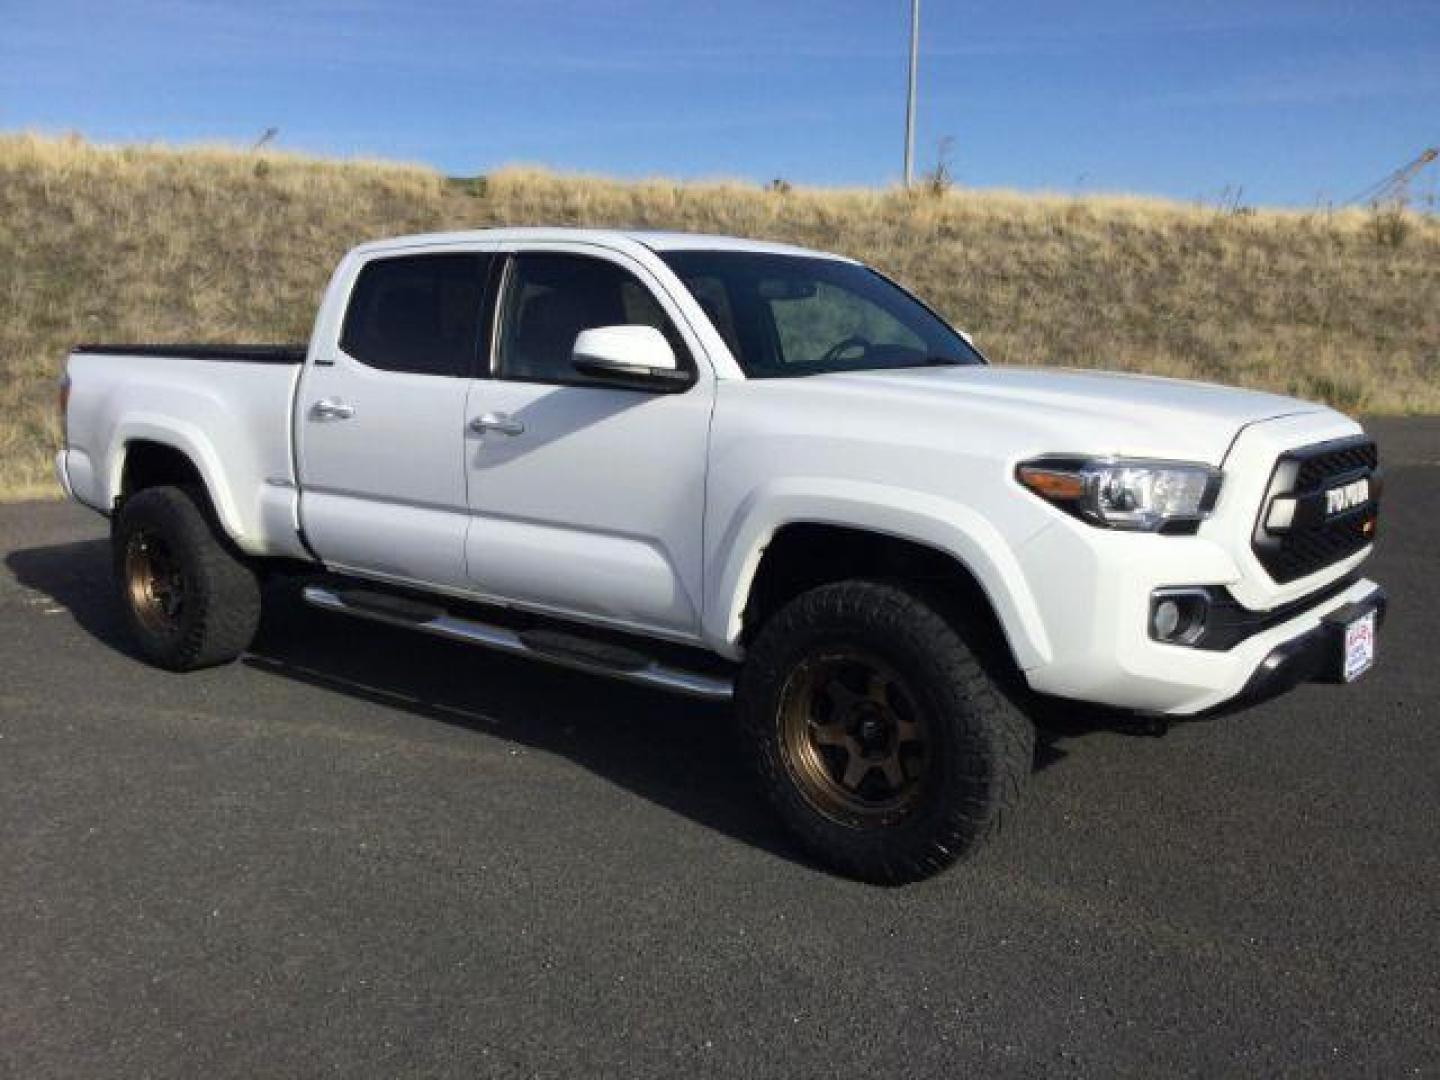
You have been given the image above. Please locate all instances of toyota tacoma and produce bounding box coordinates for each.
[56,228,1386,883]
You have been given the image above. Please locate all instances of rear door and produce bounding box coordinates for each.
[296,248,495,589]
[462,246,714,640]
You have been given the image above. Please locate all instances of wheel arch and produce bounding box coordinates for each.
[108,424,246,544]
[704,482,1053,671]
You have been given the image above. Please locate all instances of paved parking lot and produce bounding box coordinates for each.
[1,419,1436,1077]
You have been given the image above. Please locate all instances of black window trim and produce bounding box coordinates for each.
[488,248,700,393]
[474,253,506,380]
[481,253,513,380]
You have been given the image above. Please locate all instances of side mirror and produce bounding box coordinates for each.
[571,325,692,391]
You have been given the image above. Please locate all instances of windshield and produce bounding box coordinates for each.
[659,250,983,378]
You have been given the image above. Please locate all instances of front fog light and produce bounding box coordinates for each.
[1153,599,1181,639]
[1149,590,1210,645]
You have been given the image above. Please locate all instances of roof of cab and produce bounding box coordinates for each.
[351,227,853,262]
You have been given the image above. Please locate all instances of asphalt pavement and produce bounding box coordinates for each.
[1,419,1437,1078]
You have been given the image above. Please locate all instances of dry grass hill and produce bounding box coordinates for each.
[3,132,1437,497]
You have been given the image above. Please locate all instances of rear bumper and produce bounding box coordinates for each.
[53,448,74,500]
[55,446,107,515]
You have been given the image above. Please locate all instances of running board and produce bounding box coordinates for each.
[301,586,734,701]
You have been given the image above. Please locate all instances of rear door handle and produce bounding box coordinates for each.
[469,412,524,436]
[311,398,355,421]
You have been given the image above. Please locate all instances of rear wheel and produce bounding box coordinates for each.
[113,486,261,670]
[737,579,1034,884]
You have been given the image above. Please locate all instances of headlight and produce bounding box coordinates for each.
[1016,457,1222,532]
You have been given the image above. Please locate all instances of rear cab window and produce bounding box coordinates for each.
[340,253,493,377]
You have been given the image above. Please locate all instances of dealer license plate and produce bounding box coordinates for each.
[1342,610,1377,682]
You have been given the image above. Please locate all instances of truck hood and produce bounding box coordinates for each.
[819,365,1326,464]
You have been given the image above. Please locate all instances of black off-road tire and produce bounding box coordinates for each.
[113,485,261,671]
[736,579,1034,884]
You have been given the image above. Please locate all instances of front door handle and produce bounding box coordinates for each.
[469,412,525,436]
[310,398,356,421]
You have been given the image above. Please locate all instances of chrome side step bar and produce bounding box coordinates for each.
[301,586,734,701]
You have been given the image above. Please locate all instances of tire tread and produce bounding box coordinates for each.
[736,579,1034,884]
[113,485,261,671]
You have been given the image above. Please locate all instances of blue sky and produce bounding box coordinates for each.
[3,0,1437,206]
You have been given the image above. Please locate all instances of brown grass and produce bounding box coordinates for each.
[3,132,1438,497]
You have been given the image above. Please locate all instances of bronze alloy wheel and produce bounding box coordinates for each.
[776,648,931,827]
[739,580,1035,882]
[113,486,262,671]
[124,528,187,635]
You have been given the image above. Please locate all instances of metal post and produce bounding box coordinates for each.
[904,0,919,187]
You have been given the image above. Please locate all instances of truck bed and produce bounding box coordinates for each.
[62,345,309,558]
[73,343,307,364]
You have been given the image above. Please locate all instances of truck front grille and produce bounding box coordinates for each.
[1252,436,1379,584]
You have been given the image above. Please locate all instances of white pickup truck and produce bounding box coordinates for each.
[57,227,1386,882]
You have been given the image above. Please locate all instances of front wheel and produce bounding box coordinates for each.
[737,580,1034,884]
[113,485,261,671]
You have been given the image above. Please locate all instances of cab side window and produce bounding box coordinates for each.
[496,253,689,385]
[340,254,491,377]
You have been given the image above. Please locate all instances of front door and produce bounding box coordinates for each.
[463,248,712,640]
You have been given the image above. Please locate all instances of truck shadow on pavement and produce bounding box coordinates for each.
[7,536,1153,870]
[7,536,805,866]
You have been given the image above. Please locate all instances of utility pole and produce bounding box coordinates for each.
[903,0,920,187]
